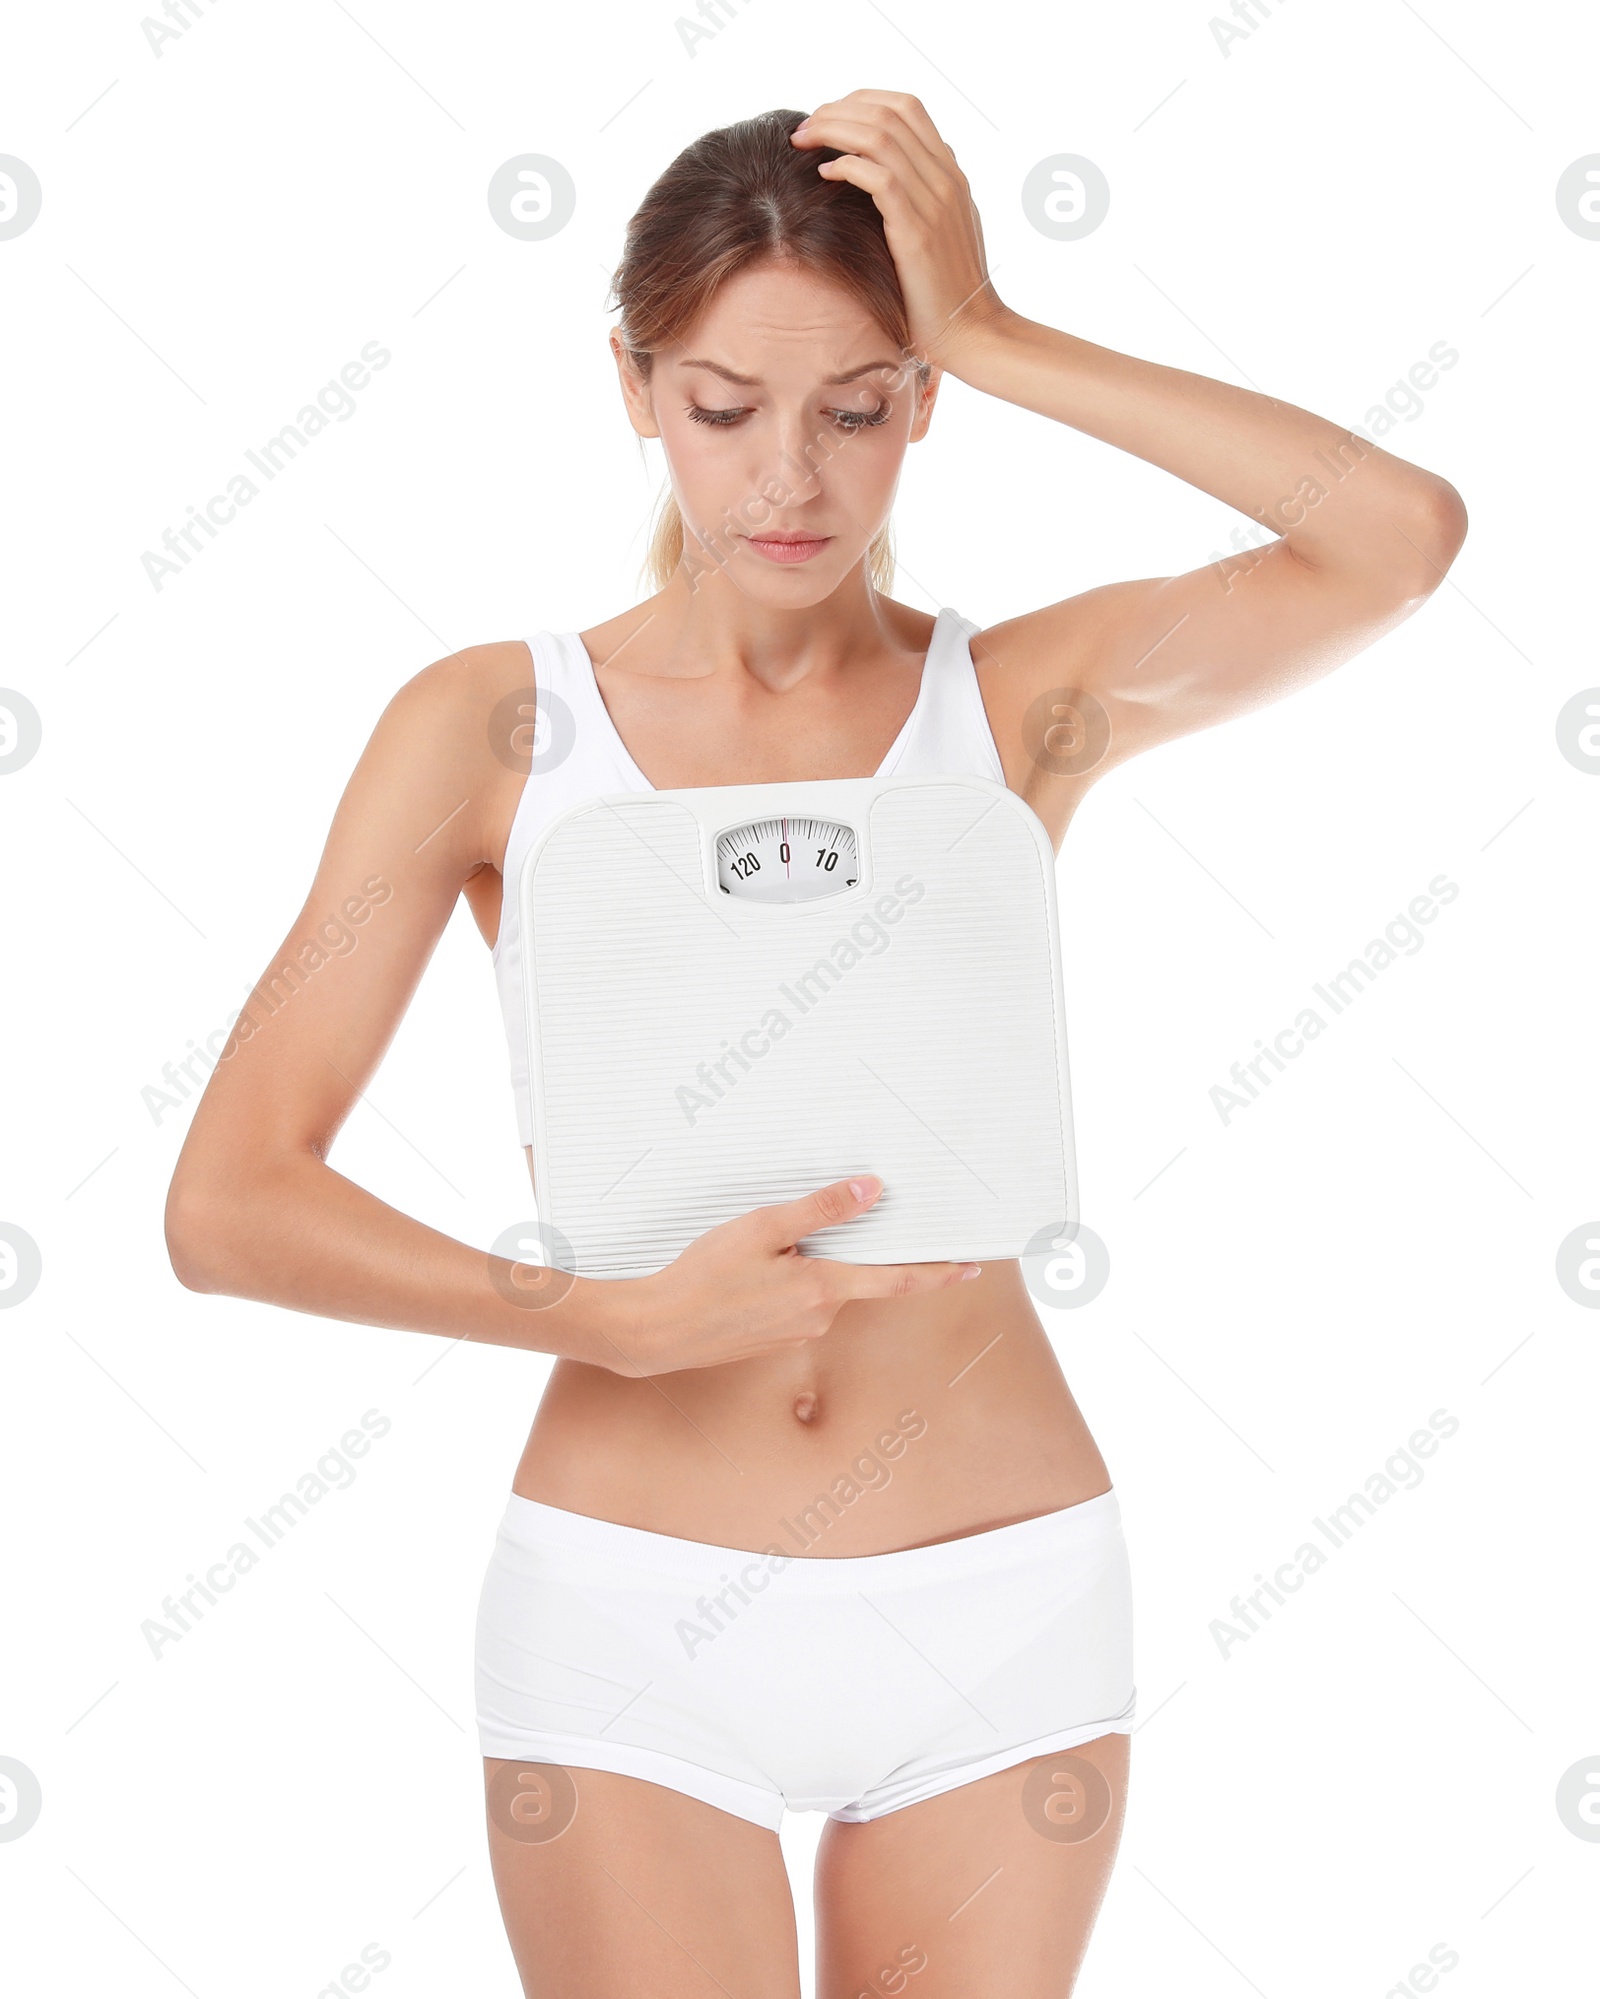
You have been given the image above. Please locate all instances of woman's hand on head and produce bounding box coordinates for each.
[789,90,1010,373]
[594,1174,981,1378]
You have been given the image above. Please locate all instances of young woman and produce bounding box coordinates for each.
[166,92,1467,1999]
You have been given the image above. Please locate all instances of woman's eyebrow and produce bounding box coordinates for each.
[678,357,901,386]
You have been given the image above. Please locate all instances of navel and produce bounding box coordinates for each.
[792,1390,819,1425]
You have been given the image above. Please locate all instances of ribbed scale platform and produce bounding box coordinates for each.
[522,777,1076,1278]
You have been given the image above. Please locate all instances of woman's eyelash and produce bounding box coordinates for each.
[832,404,892,431]
[685,402,892,432]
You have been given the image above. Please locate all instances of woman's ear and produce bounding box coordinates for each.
[610,330,661,440]
[908,363,942,444]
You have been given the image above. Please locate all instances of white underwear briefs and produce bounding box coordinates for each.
[474,1485,1136,1832]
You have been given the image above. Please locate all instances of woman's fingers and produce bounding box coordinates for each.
[751,1174,883,1249]
[747,1179,979,1288]
[789,89,1000,372]
[794,109,944,224]
[843,89,956,160]
[815,1256,982,1302]
[802,125,919,201]
[631,1174,981,1377]
[815,152,894,203]
[796,91,954,171]
[795,112,914,165]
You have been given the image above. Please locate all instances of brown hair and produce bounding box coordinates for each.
[607,107,929,595]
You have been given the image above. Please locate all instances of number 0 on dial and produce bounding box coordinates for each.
[715,815,859,903]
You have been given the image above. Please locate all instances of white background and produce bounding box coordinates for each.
[2,1,1597,1993]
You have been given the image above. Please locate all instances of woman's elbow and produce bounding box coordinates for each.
[164,1168,241,1293]
[1415,477,1470,574]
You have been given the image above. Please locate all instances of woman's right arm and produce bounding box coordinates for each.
[163,646,974,1376]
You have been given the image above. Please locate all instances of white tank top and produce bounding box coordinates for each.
[492,606,1006,1146]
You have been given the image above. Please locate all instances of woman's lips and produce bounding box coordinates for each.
[744,534,833,564]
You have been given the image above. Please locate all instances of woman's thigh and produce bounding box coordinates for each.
[813,1734,1130,1999]
[483,1758,801,1999]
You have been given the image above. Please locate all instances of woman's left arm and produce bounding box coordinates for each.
[793,92,1468,806]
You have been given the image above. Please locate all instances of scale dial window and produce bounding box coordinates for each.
[715,816,859,903]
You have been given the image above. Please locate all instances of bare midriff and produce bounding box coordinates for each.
[510,1254,1110,1557]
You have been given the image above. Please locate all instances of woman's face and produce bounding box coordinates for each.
[612,254,939,603]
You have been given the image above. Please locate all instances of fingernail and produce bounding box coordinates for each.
[795,116,812,131]
[961,1265,982,1280]
[848,1177,876,1201]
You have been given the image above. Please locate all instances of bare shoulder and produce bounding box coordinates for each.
[369,638,537,866]
[382,637,534,773]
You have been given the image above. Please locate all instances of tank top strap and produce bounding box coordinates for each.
[523,627,590,741]
[494,628,649,963]
[886,607,1005,783]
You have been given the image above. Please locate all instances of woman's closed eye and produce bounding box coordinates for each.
[685,401,892,432]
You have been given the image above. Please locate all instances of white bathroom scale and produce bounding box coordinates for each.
[518,774,1076,1279]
